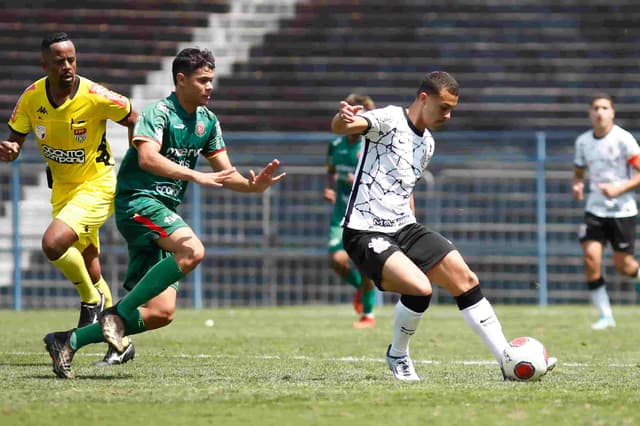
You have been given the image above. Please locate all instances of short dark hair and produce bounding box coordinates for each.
[344,93,375,111]
[41,32,71,51]
[591,92,614,108]
[172,48,216,84]
[417,71,459,97]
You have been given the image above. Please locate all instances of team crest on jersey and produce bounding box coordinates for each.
[196,122,205,136]
[73,128,87,143]
[35,125,46,140]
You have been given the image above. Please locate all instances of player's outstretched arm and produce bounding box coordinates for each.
[207,153,286,193]
[246,159,287,192]
[331,101,369,135]
[136,139,234,188]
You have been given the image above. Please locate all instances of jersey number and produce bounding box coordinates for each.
[95,133,113,165]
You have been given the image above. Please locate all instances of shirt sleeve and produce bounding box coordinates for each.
[88,83,131,123]
[132,103,166,147]
[574,136,585,168]
[360,107,393,143]
[622,130,640,160]
[202,118,226,158]
[326,138,337,171]
[7,88,33,135]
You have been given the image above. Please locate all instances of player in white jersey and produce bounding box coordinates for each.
[572,93,640,330]
[331,71,556,381]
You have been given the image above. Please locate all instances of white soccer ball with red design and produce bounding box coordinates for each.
[501,336,549,381]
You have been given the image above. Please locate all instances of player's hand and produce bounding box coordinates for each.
[248,159,286,192]
[194,167,236,187]
[572,180,584,200]
[598,182,623,198]
[323,188,336,203]
[338,101,364,123]
[0,140,20,162]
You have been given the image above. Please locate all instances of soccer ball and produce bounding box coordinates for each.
[501,336,549,381]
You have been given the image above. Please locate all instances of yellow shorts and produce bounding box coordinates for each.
[51,173,116,253]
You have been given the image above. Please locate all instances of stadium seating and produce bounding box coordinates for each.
[1,1,639,308]
[210,0,640,132]
[2,0,638,134]
[0,1,229,128]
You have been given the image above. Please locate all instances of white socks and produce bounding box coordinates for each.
[591,285,613,319]
[389,300,423,357]
[390,296,510,363]
[461,297,509,362]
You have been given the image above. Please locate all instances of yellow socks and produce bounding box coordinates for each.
[93,276,113,308]
[51,247,101,305]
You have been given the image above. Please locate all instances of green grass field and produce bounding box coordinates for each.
[2,304,639,426]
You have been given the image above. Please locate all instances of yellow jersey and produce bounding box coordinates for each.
[8,75,131,185]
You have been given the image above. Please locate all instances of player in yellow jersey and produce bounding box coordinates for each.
[0,32,138,365]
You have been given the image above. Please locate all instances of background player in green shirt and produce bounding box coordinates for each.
[43,47,285,379]
[324,93,377,328]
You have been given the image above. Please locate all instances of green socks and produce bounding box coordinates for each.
[71,310,146,351]
[70,323,103,350]
[344,267,362,289]
[117,255,184,324]
[362,288,376,315]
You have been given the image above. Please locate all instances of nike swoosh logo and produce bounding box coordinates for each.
[480,316,494,324]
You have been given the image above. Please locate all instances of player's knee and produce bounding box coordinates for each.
[41,238,65,260]
[177,241,205,272]
[329,258,349,276]
[330,251,349,270]
[151,305,176,326]
[457,264,479,288]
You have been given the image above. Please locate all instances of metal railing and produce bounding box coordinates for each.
[1,131,638,309]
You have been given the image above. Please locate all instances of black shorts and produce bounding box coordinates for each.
[342,222,456,290]
[578,212,637,254]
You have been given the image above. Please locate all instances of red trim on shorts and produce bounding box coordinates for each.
[133,213,168,237]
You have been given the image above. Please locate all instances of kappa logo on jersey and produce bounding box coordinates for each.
[37,105,48,115]
[368,237,391,254]
[196,122,205,136]
[73,128,87,143]
[35,125,46,140]
[88,83,128,108]
[42,144,85,164]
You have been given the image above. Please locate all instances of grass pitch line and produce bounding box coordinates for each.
[6,351,617,368]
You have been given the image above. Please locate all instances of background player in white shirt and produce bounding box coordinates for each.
[331,71,556,381]
[572,93,640,330]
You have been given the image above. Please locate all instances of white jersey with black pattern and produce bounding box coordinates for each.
[574,124,640,218]
[342,105,435,232]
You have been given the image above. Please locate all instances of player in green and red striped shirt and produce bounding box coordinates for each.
[44,47,285,379]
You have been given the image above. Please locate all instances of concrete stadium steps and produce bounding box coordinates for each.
[0,8,211,27]
[0,1,232,127]
[0,170,51,287]
[208,0,640,131]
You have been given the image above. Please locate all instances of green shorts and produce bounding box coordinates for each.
[328,225,344,253]
[115,195,188,291]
